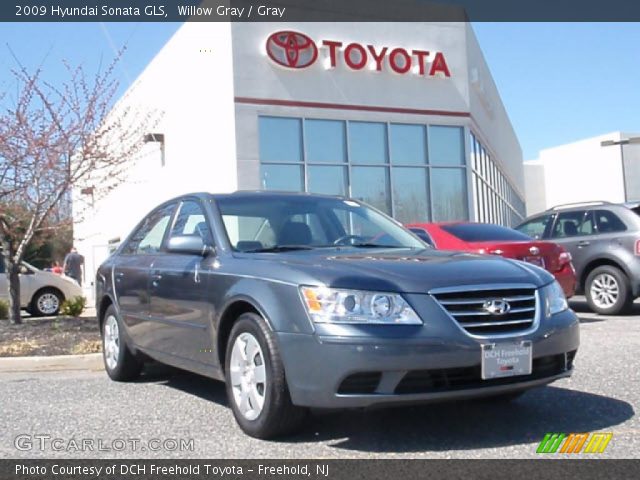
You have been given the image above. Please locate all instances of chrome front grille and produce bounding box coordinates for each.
[431,286,538,335]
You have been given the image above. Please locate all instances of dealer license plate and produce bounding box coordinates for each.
[481,341,532,379]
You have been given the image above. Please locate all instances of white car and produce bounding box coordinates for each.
[0,261,83,316]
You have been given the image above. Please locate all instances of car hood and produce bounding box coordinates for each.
[235,248,554,293]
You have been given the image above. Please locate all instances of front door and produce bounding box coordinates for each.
[148,199,215,364]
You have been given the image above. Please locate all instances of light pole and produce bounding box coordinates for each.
[601,136,640,202]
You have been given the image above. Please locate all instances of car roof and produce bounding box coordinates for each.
[153,190,353,207]
[545,201,623,212]
[210,190,351,202]
[519,201,639,225]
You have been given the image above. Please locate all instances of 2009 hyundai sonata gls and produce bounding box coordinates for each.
[96,192,579,438]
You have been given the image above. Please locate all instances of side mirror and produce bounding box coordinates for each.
[19,265,32,275]
[167,235,214,257]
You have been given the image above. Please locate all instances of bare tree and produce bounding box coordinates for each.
[0,52,159,324]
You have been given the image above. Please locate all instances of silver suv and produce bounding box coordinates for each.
[516,201,640,315]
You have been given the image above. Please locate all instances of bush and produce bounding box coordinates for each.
[60,296,86,317]
[0,300,8,320]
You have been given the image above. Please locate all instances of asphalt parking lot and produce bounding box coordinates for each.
[1,297,638,459]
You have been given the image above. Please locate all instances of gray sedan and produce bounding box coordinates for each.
[96,192,579,438]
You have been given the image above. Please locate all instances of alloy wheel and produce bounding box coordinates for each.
[37,293,60,316]
[590,273,619,309]
[103,315,120,370]
[229,332,267,421]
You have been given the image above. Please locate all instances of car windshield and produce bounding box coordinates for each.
[216,195,425,252]
[442,223,533,242]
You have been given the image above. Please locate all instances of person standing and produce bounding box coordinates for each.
[63,247,85,286]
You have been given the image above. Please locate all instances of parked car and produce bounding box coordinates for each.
[0,261,82,316]
[96,192,579,438]
[407,222,576,298]
[516,201,640,315]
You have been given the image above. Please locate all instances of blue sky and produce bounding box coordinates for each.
[0,22,638,160]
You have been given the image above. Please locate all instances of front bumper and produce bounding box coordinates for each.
[277,308,579,408]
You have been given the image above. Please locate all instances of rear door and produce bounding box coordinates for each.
[113,203,176,343]
[548,210,596,279]
[147,199,215,364]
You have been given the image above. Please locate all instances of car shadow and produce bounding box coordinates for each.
[137,365,634,453]
[134,363,230,406]
[285,386,634,453]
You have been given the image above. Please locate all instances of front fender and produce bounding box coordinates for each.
[216,278,313,335]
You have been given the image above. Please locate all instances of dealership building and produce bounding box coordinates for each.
[74,22,525,298]
[524,132,640,215]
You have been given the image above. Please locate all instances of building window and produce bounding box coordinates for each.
[349,121,388,164]
[258,117,302,163]
[393,167,430,223]
[307,165,348,196]
[262,164,303,191]
[431,168,468,221]
[351,166,391,213]
[259,116,469,223]
[390,124,427,165]
[470,132,525,226]
[429,125,465,166]
[305,119,347,163]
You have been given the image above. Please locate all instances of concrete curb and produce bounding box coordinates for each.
[0,353,103,373]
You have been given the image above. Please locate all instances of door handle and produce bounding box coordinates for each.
[577,241,590,247]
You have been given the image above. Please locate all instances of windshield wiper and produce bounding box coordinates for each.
[243,245,316,253]
[348,243,410,249]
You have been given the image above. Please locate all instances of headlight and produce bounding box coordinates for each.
[300,286,422,325]
[542,281,568,316]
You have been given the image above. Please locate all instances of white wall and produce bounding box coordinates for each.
[524,132,629,215]
[464,24,524,199]
[74,22,237,299]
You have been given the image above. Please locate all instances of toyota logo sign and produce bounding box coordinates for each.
[264,30,452,78]
[266,31,318,69]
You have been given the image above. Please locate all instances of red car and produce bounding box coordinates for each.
[407,222,576,298]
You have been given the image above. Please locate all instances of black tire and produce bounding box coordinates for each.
[585,265,633,315]
[101,305,143,381]
[224,312,307,439]
[29,288,63,317]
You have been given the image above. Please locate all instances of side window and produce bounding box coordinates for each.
[222,215,276,251]
[551,210,595,238]
[515,215,552,239]
[171,200,213,244]
[122,204,176,255]
[594,209,627,234]
[409,228,435,247]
